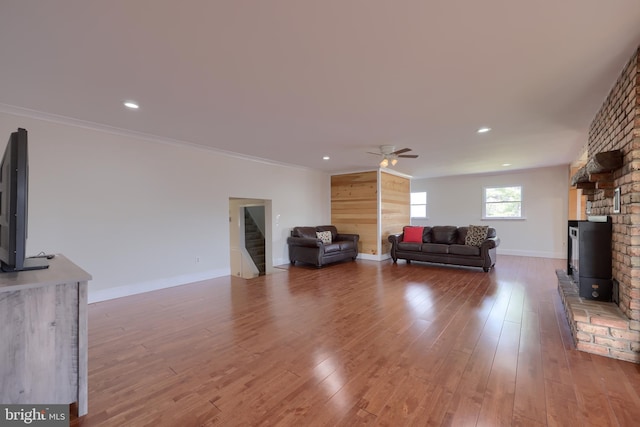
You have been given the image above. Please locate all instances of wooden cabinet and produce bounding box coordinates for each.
[0,255,91,415]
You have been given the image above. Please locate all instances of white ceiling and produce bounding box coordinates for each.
[2,1,640,178]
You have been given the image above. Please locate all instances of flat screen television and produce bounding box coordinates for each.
[0,128,48,272]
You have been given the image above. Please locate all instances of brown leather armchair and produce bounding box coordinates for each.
[287,225,359,267]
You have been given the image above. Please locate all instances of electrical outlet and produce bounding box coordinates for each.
[195,256,200,263]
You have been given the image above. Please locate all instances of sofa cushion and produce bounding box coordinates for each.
[339,241,356,251]
[465,225,489,246]
[293,227,317,239]
[316,231,332,244]
[450,244,480,256]
[403,226,424,243]
[431,226,458,244]
[456,227,468,245]
[421,243,450,254]
[323,243,342,253]
[398,242,422,251]
[422,226,433,243]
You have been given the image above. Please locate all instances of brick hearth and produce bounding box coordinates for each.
[557,269,640,363]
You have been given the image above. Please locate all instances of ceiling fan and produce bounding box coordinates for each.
[367,145,418,167]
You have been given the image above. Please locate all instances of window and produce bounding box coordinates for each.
[410,192,427,218]
[483,186,523,219]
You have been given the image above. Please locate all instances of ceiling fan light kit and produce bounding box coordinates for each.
[369,145,418,168]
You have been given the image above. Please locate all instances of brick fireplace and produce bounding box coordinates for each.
[561,46,640,363]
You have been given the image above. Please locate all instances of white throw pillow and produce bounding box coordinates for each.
[316,231,332,244]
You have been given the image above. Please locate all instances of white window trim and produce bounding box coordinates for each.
[482,185,525,220]
[410,191,428,219]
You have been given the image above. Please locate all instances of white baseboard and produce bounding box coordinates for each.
[497,248,565,259]
[358,253,391,261]
[88,268,230,303]
[88,250,560,303]
[273,257,288,266]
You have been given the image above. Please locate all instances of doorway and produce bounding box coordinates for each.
[244,206,265,275]
[229,198,273,278]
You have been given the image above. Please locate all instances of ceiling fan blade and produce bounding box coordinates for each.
[366,152,382,156]
[392,148,412,155]
[398,154,419,158]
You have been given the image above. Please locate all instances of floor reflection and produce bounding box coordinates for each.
[313,352,348,411]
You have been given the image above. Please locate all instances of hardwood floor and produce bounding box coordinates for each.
[78,256,640,426]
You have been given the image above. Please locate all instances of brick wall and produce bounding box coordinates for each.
[561,47,640,363]
[586,47,640,321]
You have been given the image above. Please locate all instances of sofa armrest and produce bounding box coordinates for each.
[287,236,322,248]
[388,233,404,263]
[480,236,500,250]
[388,233,404,244]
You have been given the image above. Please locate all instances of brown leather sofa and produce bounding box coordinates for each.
[287,225,359,267]
[388,225,499,272]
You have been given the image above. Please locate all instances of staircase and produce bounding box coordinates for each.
[244,210,266,275]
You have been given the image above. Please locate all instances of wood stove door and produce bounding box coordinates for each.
[579,277,613,301]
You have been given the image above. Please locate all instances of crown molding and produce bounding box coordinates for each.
[0,103,321,174]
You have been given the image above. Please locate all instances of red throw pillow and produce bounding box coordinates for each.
[403,226,424,243]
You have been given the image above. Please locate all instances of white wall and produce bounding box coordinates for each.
[411,166,569,258]
[0,111,330,302]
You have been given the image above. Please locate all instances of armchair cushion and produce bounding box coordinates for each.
[324,243,342,253]
[339,241,357,251]
[293,226,318,239]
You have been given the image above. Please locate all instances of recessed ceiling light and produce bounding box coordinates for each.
[322,156,330,160]
[123,101,139,109]
[477,127,491,133]
[502,163,511,167]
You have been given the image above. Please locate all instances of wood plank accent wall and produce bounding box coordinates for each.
[331,170,410,257]
[331,171,379,255]
[380,171,410,254]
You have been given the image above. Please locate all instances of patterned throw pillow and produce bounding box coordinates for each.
[465,225,489,247]
[316,231,332,244]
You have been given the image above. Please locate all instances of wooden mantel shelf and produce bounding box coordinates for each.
[570,150,623,186]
